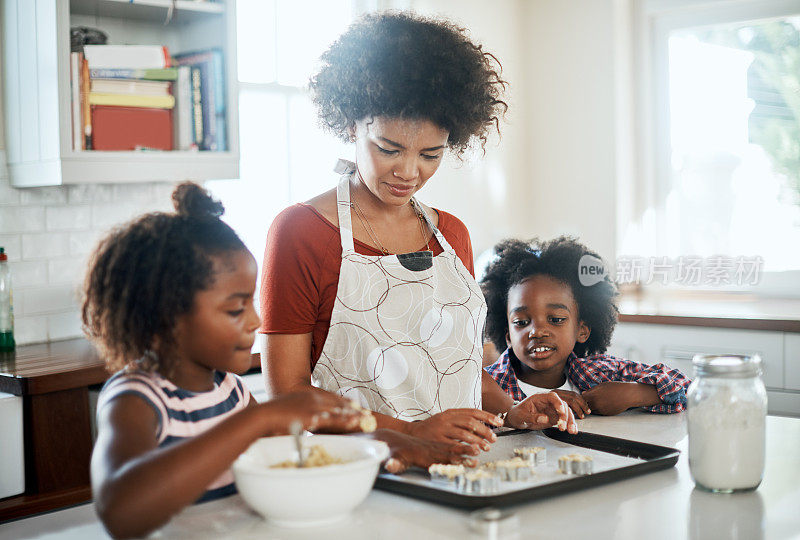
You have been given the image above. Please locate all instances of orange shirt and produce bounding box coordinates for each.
[259,203,476,369]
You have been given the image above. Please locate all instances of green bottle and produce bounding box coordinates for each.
[0,247,15,352]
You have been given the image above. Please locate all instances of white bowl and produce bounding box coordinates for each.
[233,435,389,527]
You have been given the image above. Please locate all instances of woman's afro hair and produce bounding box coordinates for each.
[309,10,508,156]
[480,237,619,358]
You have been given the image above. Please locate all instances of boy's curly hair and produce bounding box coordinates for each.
[481,237,619,358]
[81,183,246,374]
[309,11,508,156]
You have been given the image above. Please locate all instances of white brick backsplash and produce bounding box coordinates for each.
[22,232,70,259]
[0,182,21,206]
[14,315,48,345]
[0,236,22,260]
[2,179,162,345]
[69,230,103,256]
[46,205,91,230]
[48,256,87,286]
[153,182,179,203]
[113,183,155,202]
[48,310,83,341]
[18,285,79,315]
[0,206,45,233]
[8,260,47,288]
[20,186,68,205]
[67,184,113,204]
[92,202,146,230]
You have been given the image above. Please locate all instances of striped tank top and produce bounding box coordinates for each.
[97,368,251,503]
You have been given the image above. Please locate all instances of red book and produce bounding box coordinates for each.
[90,105,173,151]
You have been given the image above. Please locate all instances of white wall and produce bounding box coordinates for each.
[516,0,622,263]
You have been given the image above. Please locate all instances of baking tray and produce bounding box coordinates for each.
[373,428,680,509]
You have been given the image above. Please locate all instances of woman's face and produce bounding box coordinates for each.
[353,116,449,207]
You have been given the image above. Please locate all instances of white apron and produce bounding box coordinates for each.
[311,160,486,420]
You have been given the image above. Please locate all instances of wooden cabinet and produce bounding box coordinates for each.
[1,0,239,187]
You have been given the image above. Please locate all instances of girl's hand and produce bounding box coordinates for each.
[506,392,578,434]
[581,382,660,416]
[404,409,503,452]
[259,390,363,435]
[370,429,479,474]
[552,389,591,419]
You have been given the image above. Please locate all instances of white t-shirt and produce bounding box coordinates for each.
[517,375,579,398]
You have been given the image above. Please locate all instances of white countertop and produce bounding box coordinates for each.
[4,412,800,539]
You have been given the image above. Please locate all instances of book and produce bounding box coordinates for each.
[172,49,226,151]
[88,93,175,109]
[91,106,173,151]
[83,45,170,70]
[70,52,82,151]
[80,56,92,150]
[190,67,204,147]
[89,68,178,81]
[90,79,171,96]
[173,66,195,150]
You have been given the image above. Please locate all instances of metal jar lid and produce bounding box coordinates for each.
[692,354,762,378]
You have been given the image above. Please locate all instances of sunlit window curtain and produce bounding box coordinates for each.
[206,0,363,318]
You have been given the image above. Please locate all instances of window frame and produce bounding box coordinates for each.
[630,0,800,298]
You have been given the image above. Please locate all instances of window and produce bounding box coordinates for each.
[626,0,800,296]
[206,0,359,278]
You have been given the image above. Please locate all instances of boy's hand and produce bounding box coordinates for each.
[552,389,591,419]
[404,409,502,453]
[369,429,478,474]
[259,390,363,435]
[581,382,660,416]
[506,392,578,434]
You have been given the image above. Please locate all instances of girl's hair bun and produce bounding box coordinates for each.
[172,181,224,219]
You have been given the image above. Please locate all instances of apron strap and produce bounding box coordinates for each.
[335,158,454,255]
[411,197,454,253]
[335,159,356,254]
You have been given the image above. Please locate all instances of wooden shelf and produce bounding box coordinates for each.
[0,486,92,524]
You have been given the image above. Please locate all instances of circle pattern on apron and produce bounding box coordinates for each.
[312,160,486,420]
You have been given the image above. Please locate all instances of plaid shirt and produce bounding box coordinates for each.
[485,348,690,414]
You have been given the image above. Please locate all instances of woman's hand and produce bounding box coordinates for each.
[581,382,660,416]
[259,390,364,435]
[552,389,591,419]
[369,429,479,474]
[506,392,578,434]
[404,409,503,452]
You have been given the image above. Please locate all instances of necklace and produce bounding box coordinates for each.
[350,197,432,255]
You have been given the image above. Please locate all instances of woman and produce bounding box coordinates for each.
[260,11,576,457]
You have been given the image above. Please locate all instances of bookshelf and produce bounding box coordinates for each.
[1,0,239,187]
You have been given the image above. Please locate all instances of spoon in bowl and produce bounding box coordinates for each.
[289,420,305,467]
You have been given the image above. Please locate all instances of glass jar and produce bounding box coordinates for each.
[687,354,767,493]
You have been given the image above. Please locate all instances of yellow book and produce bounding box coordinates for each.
[88,93,175,109]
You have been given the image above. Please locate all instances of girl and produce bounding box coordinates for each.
[482,237,691,417]
[84,183,443,539]
[260,11,576,453]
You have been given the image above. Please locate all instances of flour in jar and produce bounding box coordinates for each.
[687,386,766,491]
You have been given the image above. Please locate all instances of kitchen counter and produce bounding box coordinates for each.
[4,412,799,539]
